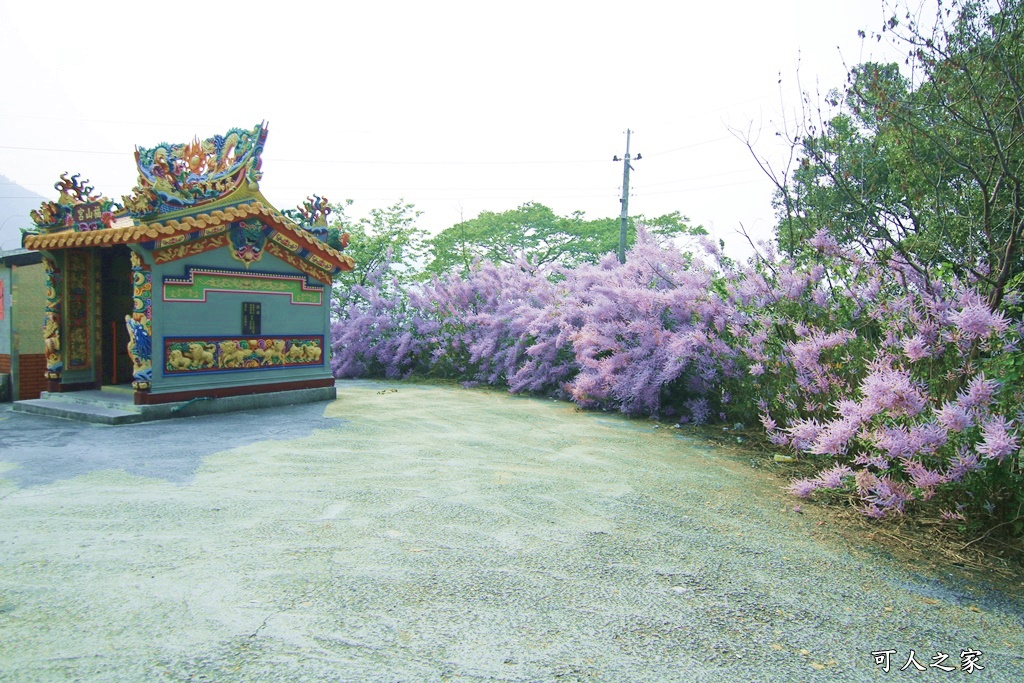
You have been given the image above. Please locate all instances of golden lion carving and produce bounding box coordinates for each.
[166,349,193,370]
[284,343,322,363]
[218,340,249,368]
[186,342,215,368]
[256,339,287,365]
[285,343,307,362]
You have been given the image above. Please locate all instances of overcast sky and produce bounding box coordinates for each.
[0,0,913,258]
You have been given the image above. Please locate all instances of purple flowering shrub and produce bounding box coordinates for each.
[331,255,573,388]
[330,229,1023,532]
[557,236,742,418]
[750,234,1024,524]
[407,257,572,388]
[330,262,430,379]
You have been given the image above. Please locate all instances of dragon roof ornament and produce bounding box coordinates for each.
[121,122,269,218]
[23,122,351,265]
[29,173,122,232]
[282,195,350,252]
[282,194,332,230]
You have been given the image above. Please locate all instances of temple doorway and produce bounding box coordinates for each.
[99,245,133,386]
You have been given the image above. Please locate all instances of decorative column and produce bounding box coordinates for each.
[124,251,153,391]
[42,257,63,386]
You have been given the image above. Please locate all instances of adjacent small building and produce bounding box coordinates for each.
[20,123,353,406]
[0,248,47,401]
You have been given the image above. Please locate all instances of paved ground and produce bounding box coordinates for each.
[0,380,1022,682]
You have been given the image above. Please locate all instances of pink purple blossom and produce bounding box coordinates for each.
[936,400,973,432]
[976,416,1019,462]
[946,448,983,482]
[902,335,931,361]
[950,303,1010,339]
[860,367,927,417]
[788,479,820,498]
[808,229,840,255]
[903,460,945,498]
[814,464,854,489]
[809,418,860,456]
[863,476,911,514]
[960,375,1000,409]
[785,418,822,451]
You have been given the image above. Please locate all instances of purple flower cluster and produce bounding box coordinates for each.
[330,229,1023,522]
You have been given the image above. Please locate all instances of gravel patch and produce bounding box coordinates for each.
[0,380,1021,681]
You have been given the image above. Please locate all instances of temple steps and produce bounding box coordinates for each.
[11,385,337,425]
[13,388,147,425]
[14,398,145,425]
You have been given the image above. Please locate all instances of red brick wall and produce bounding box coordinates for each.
[0,353,10,374]
[18,354,47,400]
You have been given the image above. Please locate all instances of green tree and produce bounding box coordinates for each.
[750,0,1024,308]
[424,202,704,275]
[328,200,427,301]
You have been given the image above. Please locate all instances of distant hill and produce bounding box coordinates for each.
[0,174,46,251]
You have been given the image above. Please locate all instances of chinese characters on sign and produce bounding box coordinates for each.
[72,202,103,231]
[872,649,984,674]
[72,203,101,223]
[242,302,261,336]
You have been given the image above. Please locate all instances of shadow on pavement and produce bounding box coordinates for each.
[0,402,346,488]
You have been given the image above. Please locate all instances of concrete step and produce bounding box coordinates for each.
[10,385,337,425]
[37,390,140,413]
[12,399,147,425]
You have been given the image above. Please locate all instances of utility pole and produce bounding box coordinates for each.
[613,129,640,264]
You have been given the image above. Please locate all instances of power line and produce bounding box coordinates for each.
[637,178,766,195]
[643,135,734,157]
[641,91,780,132]
[267,157,605,166]
[0,113,225,129]
[0,133,740,165]
[637,168,755,189]
[0,144,608,166]
[0,145,130,156]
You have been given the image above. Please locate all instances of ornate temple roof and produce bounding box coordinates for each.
[123,123,268,218]
[22,123,354,283]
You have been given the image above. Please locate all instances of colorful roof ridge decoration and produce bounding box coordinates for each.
[29,173,122,232]
[22,123,354,282]
[281,195,350,252]
[283,194,332,229]
[122,122,269,218]
[24,202,354,283]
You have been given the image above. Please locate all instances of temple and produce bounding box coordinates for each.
[19,123,353,409]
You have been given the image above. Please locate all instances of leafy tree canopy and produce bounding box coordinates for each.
[327,199,427,299]
[763,0,1024,309]
[423,202,705,275]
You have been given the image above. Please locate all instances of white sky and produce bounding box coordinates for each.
[0,0,912,258]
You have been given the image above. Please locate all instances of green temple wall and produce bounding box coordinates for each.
[147,247,333,395]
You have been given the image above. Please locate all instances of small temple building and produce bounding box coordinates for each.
[19,123,353,409]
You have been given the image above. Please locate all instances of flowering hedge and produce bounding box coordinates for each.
[331,231,1023,533]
